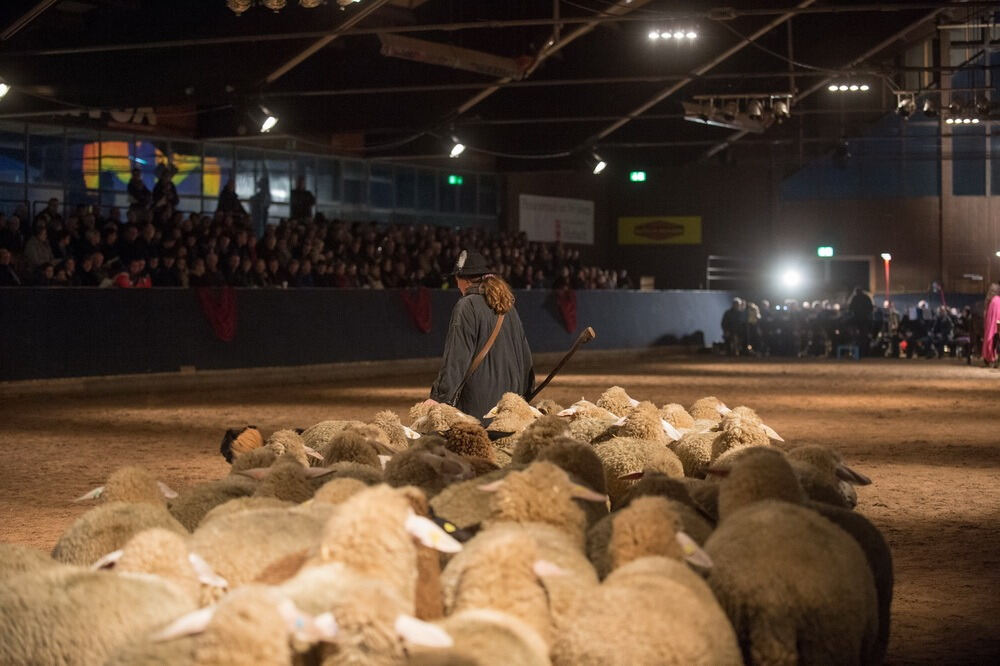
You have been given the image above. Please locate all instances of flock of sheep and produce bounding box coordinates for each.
[0,387,891,665]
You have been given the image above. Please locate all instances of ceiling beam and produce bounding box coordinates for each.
[263,0,392,85]
[7,3,998,57]
[699,7,949,160]
[583,0,818,149]
[1,0,59,41]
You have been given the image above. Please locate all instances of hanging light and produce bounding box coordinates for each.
[590,153,607,175]
[299,0,324,6]
[896,96,915,118]
[922,98,936,117]
[449,136,466,158]
[227,0,252,15]
[261,0,287,10]
[747,99,763,120]
[0,78,10,100]
[249,105,278,133]
[722,101,738,121]
[772,99,790,122]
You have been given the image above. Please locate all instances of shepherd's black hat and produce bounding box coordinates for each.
[452,250,493,277]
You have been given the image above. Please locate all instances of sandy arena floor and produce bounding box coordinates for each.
[1,354,998,663]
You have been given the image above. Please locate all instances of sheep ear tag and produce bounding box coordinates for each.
[483,405,500,419]
[91,549,124,570]
[75,486,105,502]
[157,481,178,499]
[628,397,641,407]
[405,511,463,553]
[189,553,228,589]
[152,606,216,642]
[676,531,713,569]
[761,424,785,442]
[395,615,453,648]
[612,415,627,427]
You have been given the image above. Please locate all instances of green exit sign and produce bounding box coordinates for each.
[629,171,647,182]
[817,246,834,257]
[447,174,464,185]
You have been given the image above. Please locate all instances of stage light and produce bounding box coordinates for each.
[0,79,10,100]
[896,96,915,118]
[686,31,697,39]
[648,30,660,40]
[722,101,738,121]
[248,105,278,133]
[962,118,972,124]
[922,98,936,117]
[590,153,607,175]
[772,99,790,122]
[849,85,859,91]
[828,84,838,92]
[449,136,466,158]
[881,253,892,261]
[971,118,980,124]
[860,84,870,91]
[995,251,1000,258]
[839,85,848,91]
[780,268,802,289]
[945,118,954,124]
[673,31,685,39]
[747,99,763,120]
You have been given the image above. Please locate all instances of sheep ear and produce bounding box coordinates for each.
[836,464,871,486]
[556,405,579,417]
[569,483,609,504]
[618,471,645,481]
[395,615,453,648]
[612,415,627,427]
[402,425,421,440]
[188,553,228,589]
[483,405,499,419]
[75,486,105,502]
[715,404,732,415]
[676,531,713,568]
[533,559,568,577]
[304,446,324,461]
[312,612,339,642]
[404,511,463,553]
[237,467,271,481]
[628,397,640,407]
[528,405,544,417]
[152,607,216,642]
[378,455,392,469]
[91,549,124,570]
[761,424,784,442]
[661,419,682,441]
[478,479,505,492]
[157,481,178,499]
[304,467,336,479]
[705,466,730,478]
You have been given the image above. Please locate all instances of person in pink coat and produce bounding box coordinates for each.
[983,282,1000,366]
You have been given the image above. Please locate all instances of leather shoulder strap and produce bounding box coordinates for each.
[450,313,504,404]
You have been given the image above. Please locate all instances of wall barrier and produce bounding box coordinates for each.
[0,288,733,382]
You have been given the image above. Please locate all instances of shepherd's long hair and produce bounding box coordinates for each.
[987,282,1000,309]
[472,274,514,315]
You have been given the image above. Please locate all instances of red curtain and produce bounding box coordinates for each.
[401,287,432,333]
[556,288,577,333]
[196,287,238,342]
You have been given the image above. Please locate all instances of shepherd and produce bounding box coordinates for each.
[426,250,535,421]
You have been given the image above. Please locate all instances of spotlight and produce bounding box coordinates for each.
[945,118,955,124]
[828,84,839,92]
[0,78,9,100]
[772,99,790,122]
[975,98,989,115]
[449,136,466,158]
[248,105,278,133]
[962,118,972,124]
[880,253,892,261]
[780,268,802,289]
[747,99,763,120]
[972,118,980,124]
[648,30,660,40]
[849,84,859,91]
[860,84,870,91]
[686,31,697,39]
[996,251,1000,258]
[661,31,672,39]
[590,153,607,175]
[722,101,738,121]
[673,31,685,39]
[839,85,848,91]
[922,98,936,117]
[896,97,915,118]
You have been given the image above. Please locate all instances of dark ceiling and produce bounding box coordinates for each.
[0,0,995,170]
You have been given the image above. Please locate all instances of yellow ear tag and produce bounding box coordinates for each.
[443,522,456,533]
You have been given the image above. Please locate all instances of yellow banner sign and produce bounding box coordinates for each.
[618,216,702,245]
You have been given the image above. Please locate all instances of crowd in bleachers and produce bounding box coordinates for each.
[0,182,631,290]
[721,289,984,361]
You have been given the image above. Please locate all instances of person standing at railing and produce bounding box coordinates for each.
[152,167,179,217]
[128,168,151,222]
[290,176,315,221]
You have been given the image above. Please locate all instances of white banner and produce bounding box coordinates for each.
[518,194,594,245]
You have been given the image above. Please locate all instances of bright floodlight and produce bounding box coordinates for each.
[449,140,465,158]
[781,268,802,289]
[686,31,697,39]
[996,250,1000,257]
[839,85,848,91]
[661,31,672,39]
[972,118,980,124]
[0,81,9,100]
[591,153,607,175]
[945,118,955,124]
[828,84,838,92]
[881,253,892,261]
[860,84,870,91]
[849,85,859,91]
[648,30,660,40]
[673,31,685,39]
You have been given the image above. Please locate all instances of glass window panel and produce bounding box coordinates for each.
[369,163,393,209]
[317,158,340,202]
[458,173,477,214]
[292,156,315,193]
[178,196,202,214]
[169,140,202,197]
[27,126,65,185]
[0,185,27,212]
[478,174,498,216]
[952,126,986,196]
[235,148,266,199]
[991,133,1000,197]
[203,143,233,200]
[0,127,25,184]
[66,129,100,193]
[96,134,132,193]
[342,160,365,205]
[438,172,457,213]
[131,138,165,192]
[395,166,415,209]
[265,158,291,203]
[416,169,436,211]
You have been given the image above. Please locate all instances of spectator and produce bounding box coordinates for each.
[290,176,315,220]
[0,248,21,286]
[249,176,271,232]
[202,252,226,287]
[251,258,271,288]
[721,297,745,356]
[152,167,179,214]
[24,222,54,269]
[0,215,25,254]
[128,167,152,218]
[217,179,245,215]
[114,258,151,288]
[152,253,182,287]
[929,305,954,358]
[34,262,56,286]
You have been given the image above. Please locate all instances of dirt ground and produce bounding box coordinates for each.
[1,354,998,663]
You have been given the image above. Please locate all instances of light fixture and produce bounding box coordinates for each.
[829,82,870,93]
[261,0,286,10]
[0,78,9,100]
[648,30,660,40]
[686,31,697,39]
[995,251,1000,258]
[722,101,738,122]
[673,31,685,39]
[849,84,859,91]
[860,84,869,91]
[896,96,915,118]
[945,118,954,124]
[449,136,465,158]
[780,268,802,289]
[922,98,936,117]
[248,105,278,133]
[590,153,607,175]
[227,0,252,14]
[881,253,892,261]
[838,85,849,91]
[772,99,790,122]
[747,99,763,120]
[828,84,838,92]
